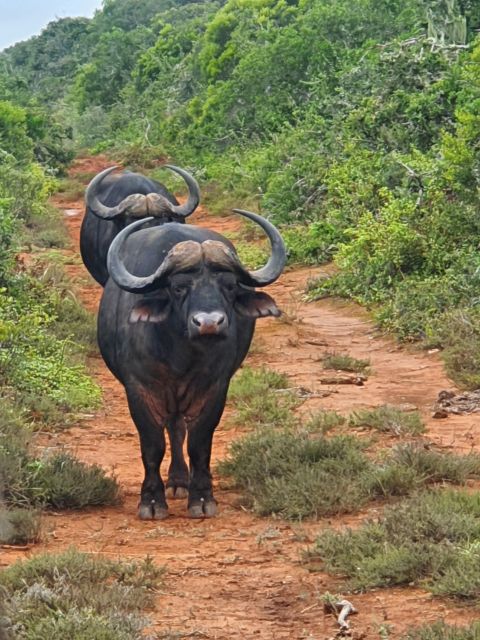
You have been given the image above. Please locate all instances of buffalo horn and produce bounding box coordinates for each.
[86,165,200,220]
[232,209,286,286]
[163,165,200,217]
[85,166,128,219]
[107,217,170,293]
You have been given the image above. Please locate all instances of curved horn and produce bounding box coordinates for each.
[232,209,286,287]
[162,165,200,217]
[107,217,166,293]
[107,218,203,294]
[85,166,137,220]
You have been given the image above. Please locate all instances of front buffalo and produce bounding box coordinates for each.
[98,210,285,519]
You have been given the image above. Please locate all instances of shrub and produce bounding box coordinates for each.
[348,406,425,436]
[34,453,120,510]
[227,366,298,429]
[307,489,480,598]
[219,430,372,519]
[0,548,164,639]
[0,508,41,545]
[220,429,480,519]
[0,398,120,542]
[402,621,480,640]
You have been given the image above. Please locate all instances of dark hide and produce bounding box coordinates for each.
[98,223,281,519]
[80,172,180,286]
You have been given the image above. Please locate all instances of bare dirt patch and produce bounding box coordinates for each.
[3,157,480,639]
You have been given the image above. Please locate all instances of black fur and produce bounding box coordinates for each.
[98,223,280,519]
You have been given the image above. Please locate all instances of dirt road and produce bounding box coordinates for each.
[3,156,480,638]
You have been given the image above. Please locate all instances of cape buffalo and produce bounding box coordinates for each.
[80,165,200,286]
[98,209,286,519]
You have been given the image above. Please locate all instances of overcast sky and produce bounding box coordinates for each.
[0,0,103,51]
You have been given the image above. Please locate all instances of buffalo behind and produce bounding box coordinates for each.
[81,165,200,286]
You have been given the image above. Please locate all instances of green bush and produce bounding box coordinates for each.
[0,508,41,545]
[0,397,120,542]
[308,489,480,599]
[219,428,480,519]
[227,366,298,429]
[0,549,164,639]
[402,621,480,640]
[348,406,425,436]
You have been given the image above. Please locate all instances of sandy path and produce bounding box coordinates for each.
[3,156,480,638]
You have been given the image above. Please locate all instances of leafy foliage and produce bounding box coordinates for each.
[3,0,480,387]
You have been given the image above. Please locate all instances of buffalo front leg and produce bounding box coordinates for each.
[186,388,228,518]
[165,416,189,500]
[126,388,169,520]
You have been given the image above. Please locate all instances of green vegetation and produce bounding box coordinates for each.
[219,425,480,519]
[227,366,299,429]
[348,405,425,436]
[307,489,480,601]
[3,0,479,384]
[0,402,120,544]
[0,91,100,426]
[0,548,163,639]
[322,352,371,374]
[402,622,480,640]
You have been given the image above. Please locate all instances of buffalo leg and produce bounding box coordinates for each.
[165,416,189,499]
[126,388,169,520]
[186,389,228,518]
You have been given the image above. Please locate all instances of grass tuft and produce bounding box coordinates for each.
[303,410,346,434]
[227,366,299,429]
[348,405,425,436]
[0,548,164,639]
[307,489,480,600]
[322,352,371,374]
[402,621,480,640]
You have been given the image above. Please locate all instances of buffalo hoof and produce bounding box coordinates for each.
[138,501,169,520]
[166,486,188,500]
[188,499,217,519]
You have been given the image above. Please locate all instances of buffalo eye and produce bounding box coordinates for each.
[173,285,187,296]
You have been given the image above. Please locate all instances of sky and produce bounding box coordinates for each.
[0,0,103,51]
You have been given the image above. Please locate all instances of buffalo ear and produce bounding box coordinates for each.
[235,290,281,318]
[129,298,171,324]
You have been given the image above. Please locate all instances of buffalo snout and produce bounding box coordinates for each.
[190,311,228,337]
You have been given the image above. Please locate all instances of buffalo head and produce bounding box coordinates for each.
[106,209,286,340]
[85,165,200,221]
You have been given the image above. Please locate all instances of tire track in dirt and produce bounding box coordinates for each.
[3,156,480,638]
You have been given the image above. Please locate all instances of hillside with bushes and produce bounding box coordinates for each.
[1,0,480,390]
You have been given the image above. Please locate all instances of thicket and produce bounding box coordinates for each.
[0,48,108,547]
[0,99,100,424]
[3,0,480,386]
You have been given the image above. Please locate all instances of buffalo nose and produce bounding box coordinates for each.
[191,312,227,335]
